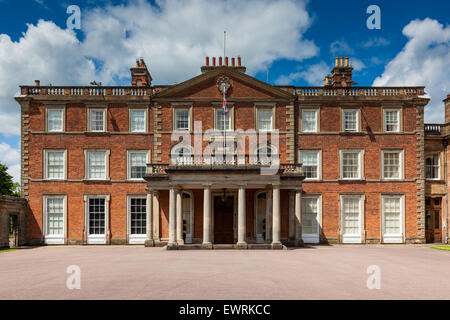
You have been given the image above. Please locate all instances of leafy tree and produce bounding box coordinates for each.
[0,163,20,197]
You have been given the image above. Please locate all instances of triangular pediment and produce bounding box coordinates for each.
[152,67,294,101]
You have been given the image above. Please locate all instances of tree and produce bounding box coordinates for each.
[0,163,20,197]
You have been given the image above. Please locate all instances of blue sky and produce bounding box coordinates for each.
[0,0,449,182]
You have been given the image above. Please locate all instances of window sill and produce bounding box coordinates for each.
[338,178,366,182]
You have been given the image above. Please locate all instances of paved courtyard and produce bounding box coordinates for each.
[0,245,449,300]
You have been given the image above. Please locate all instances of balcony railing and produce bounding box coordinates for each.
[295,86,425,97]
[20,86,155,97]
[425,123,449,136]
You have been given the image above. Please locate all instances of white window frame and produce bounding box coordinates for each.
[256,106,274,132]
[340,194,364,243]
[129,108,148,133]
[426,153,440,180]
[46,107,65,132]
[214,106,233,131]
[43,195,67,245]
[44,149,67,180]
[85,195,109,244]
[127,195,147,244]
[127,150,150,180]
[384,109,401,133]
[339,149,364,180]
[342,109,359,132]
[381,150,404,180]
[85,150,110,180]
[301,109,319,133]
[301,195,322,244]
[173,107,191,131]
[299,150,321,180]
[88,108,107,132]
[381,195,404,243]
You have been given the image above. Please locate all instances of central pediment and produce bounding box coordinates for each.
[151,67,294,101]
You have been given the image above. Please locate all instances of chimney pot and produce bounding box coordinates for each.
[206,57,209,66]
[335,57,339,67]
[340,57,344,67]
[345,57,349,67]
[35,80,40,86]
[238,56,242,66]
[219,57,223,66]
[225,57,229,66]
[212,57,216,66]
[231,57,235,66]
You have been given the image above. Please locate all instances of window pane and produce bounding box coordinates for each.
[342,152,359,179]
[383,197,401,234]
[88,152,106,179]
[343,197,360,235]
[46,151,64,179]
[258,109,272,131]
[175,109,189,130]
[302,197,318,234]
[131,110,146,132]
[344,110,357,131]
[216,109,231,131]
[426,154,440,179]
[90,110,105,131]
[130,198,146,235]
[47,198,64,235]
[383,152,400,179]
[301,151,318,179]
[302,110,317,132]
[48,109,63,132]
[385,110,399,132]
[130,152,147,179]
[88,198,105,235]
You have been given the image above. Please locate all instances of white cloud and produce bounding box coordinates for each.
[0,142,20,183]
[330,40,354,55]
[373,18,450,123]
[362,37,390,48]
[275,61,330,86]
[351,58,366,71]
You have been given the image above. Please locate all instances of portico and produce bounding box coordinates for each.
[144,164,304,249]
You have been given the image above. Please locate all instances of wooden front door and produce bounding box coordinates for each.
[425,197,442,243]
[214,196,234,244]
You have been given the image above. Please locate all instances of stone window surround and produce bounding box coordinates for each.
[425,152,442,181]
[172,103,193,132]
[339,193,366,243]
[299,106,320,133]
[213,103,235,131]
[254,103,276,132]
[381,149,405,180]
[45,106,66,132]
[382,107,403,133]
[298,149,322,181]
[43,148,67,180]
[380,194,405,244]
[341,107,361,132]
[83,149,111,181]
[339,149,365,180]
[42,194,68,245]
[129,107,149,133]
[126,149,151,180]
[87,107,107,132]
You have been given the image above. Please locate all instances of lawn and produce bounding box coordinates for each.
[429,246,450,251]
[0,249,17,253]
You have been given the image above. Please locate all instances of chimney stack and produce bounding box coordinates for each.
[206,57,209,66]
[200,56,246,73]
[231,57,235,66]
[35,80,40,87]
[330,56,355,87]
[212,57,216,66]
[219,57,222,66]
[225,57,229,66]
[445,95,450,124]
[130,58,152,87]
[238,56,242,66]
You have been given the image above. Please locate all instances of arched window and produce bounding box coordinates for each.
[170,144,193,165]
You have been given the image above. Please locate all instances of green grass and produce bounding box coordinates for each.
[0,248,17,253]
[429,246,450,251]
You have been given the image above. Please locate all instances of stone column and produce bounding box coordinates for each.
[265,187,272,243]
[272,184,282,249]
[202,184,212,248]
[152,191,160,244]
[237,185,247,249]
[176,189,184,245]
[167,186,177,249]
[145,189,154,247]
[294,189,303,246]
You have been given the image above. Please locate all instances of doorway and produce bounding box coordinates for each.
[9,215,19,248]
[425,197,442,243]
[213,195,234,244]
